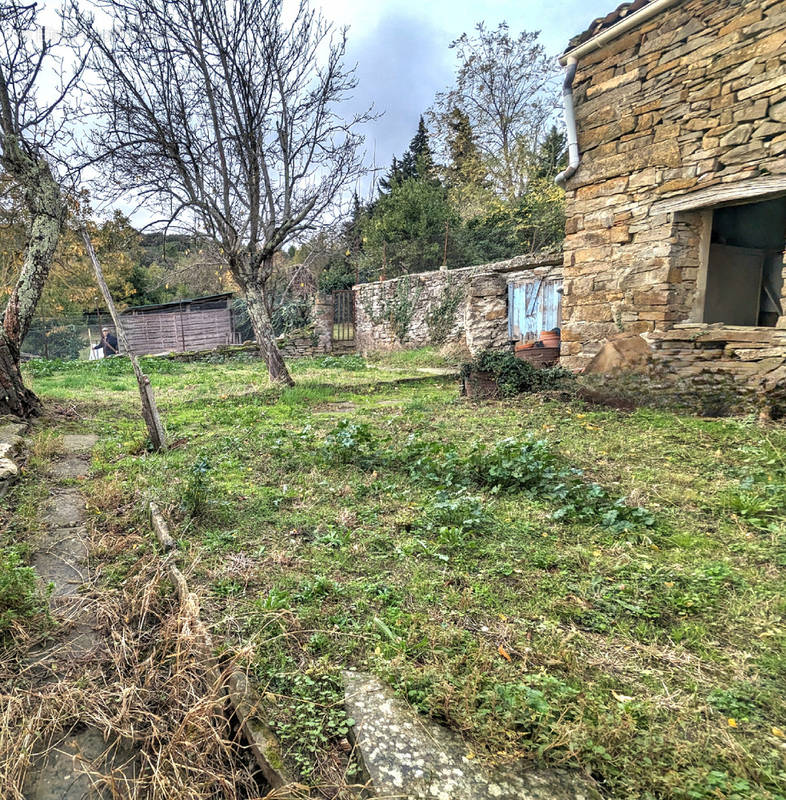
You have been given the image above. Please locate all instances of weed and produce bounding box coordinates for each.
[182,457,213,518]
[28,430,63,464]
[723,480,785,530]
[256,587,291,611]
[0,548,49,636]
[321,419,382,466]
[418,489,489,538]
[265,670,355,780]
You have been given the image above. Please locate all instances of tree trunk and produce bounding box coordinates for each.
[242,281,294,387]
[0,333,40,417]
[0,138,66,418]
[80,226,168,451]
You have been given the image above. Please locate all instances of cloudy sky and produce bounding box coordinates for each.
[34,0,615,222]
[318,0,614,191]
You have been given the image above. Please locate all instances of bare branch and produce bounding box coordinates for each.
[71,0,373,383]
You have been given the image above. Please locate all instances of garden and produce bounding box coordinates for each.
[3,349,786,799]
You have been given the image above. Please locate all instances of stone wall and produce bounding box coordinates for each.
[562,0,786,369]
[353,253,562,356]
[275,323,327,359]
[590,325,786,415]
[649,323,786,407]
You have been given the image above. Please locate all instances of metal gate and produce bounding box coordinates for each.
[332,290,355,341]
[508,277,562,341]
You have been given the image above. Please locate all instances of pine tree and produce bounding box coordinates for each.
[379,117,438,195]
[378,156,402,194]
[532,125,567,180]
[446,107,484,189]
[402,115,436,182]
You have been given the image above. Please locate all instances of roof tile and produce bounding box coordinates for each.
[565,0,653,53]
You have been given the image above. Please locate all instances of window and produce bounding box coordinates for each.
[703,196,786,327]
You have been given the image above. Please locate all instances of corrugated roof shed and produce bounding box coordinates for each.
[121,292,234,315]
[565,0,653,52]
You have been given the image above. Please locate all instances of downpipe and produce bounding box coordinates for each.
[555,57,580,188]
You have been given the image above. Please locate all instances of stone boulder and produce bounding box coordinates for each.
[344,671,599,800]
[583,333,653,375]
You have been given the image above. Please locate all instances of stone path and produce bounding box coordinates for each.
[23,432,138,800]
[344,671,600,800]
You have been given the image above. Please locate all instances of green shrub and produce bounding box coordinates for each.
[460,349,572,397]
[182,457,212,518]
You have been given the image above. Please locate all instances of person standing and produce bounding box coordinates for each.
[94,327,119,357]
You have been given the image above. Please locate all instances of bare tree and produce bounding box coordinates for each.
[0,2,81,417]
[72,0,370,385]
[428,23,559,202]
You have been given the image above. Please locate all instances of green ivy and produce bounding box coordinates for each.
[425,280,465,345]
[361,275,423,344]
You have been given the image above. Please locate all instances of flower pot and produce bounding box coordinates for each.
[538,330,561,349]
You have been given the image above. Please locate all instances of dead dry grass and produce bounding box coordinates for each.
[0,527,268,800]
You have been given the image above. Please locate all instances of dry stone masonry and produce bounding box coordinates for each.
[354,253,562,355]
[0,421,25,498]
[561,0,786,401]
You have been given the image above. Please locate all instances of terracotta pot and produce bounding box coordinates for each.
[514,340,535,351]
[538,330,560,348]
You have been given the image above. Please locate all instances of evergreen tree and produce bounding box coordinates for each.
[358,177,465,275]
[378,156,402,194]
[401,115,436,182]
[446,107,484,189]
[532,125,567,180]
[380,116,438,195]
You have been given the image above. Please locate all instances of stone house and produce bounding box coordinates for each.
[558,0,786,405]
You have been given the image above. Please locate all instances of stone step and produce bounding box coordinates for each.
[344,671,599,800]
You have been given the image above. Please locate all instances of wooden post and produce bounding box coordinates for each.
[80,226,167,451]
[442,220,449,270]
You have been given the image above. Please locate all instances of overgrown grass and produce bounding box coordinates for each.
[23,350,786,799]
[0,429,58,642]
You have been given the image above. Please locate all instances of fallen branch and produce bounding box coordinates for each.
[148,501,297,792]
[80,225,167,451]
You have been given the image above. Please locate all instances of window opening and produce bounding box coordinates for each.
[703,196,785,327]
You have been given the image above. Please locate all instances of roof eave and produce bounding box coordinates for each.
[559,0,682,65]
